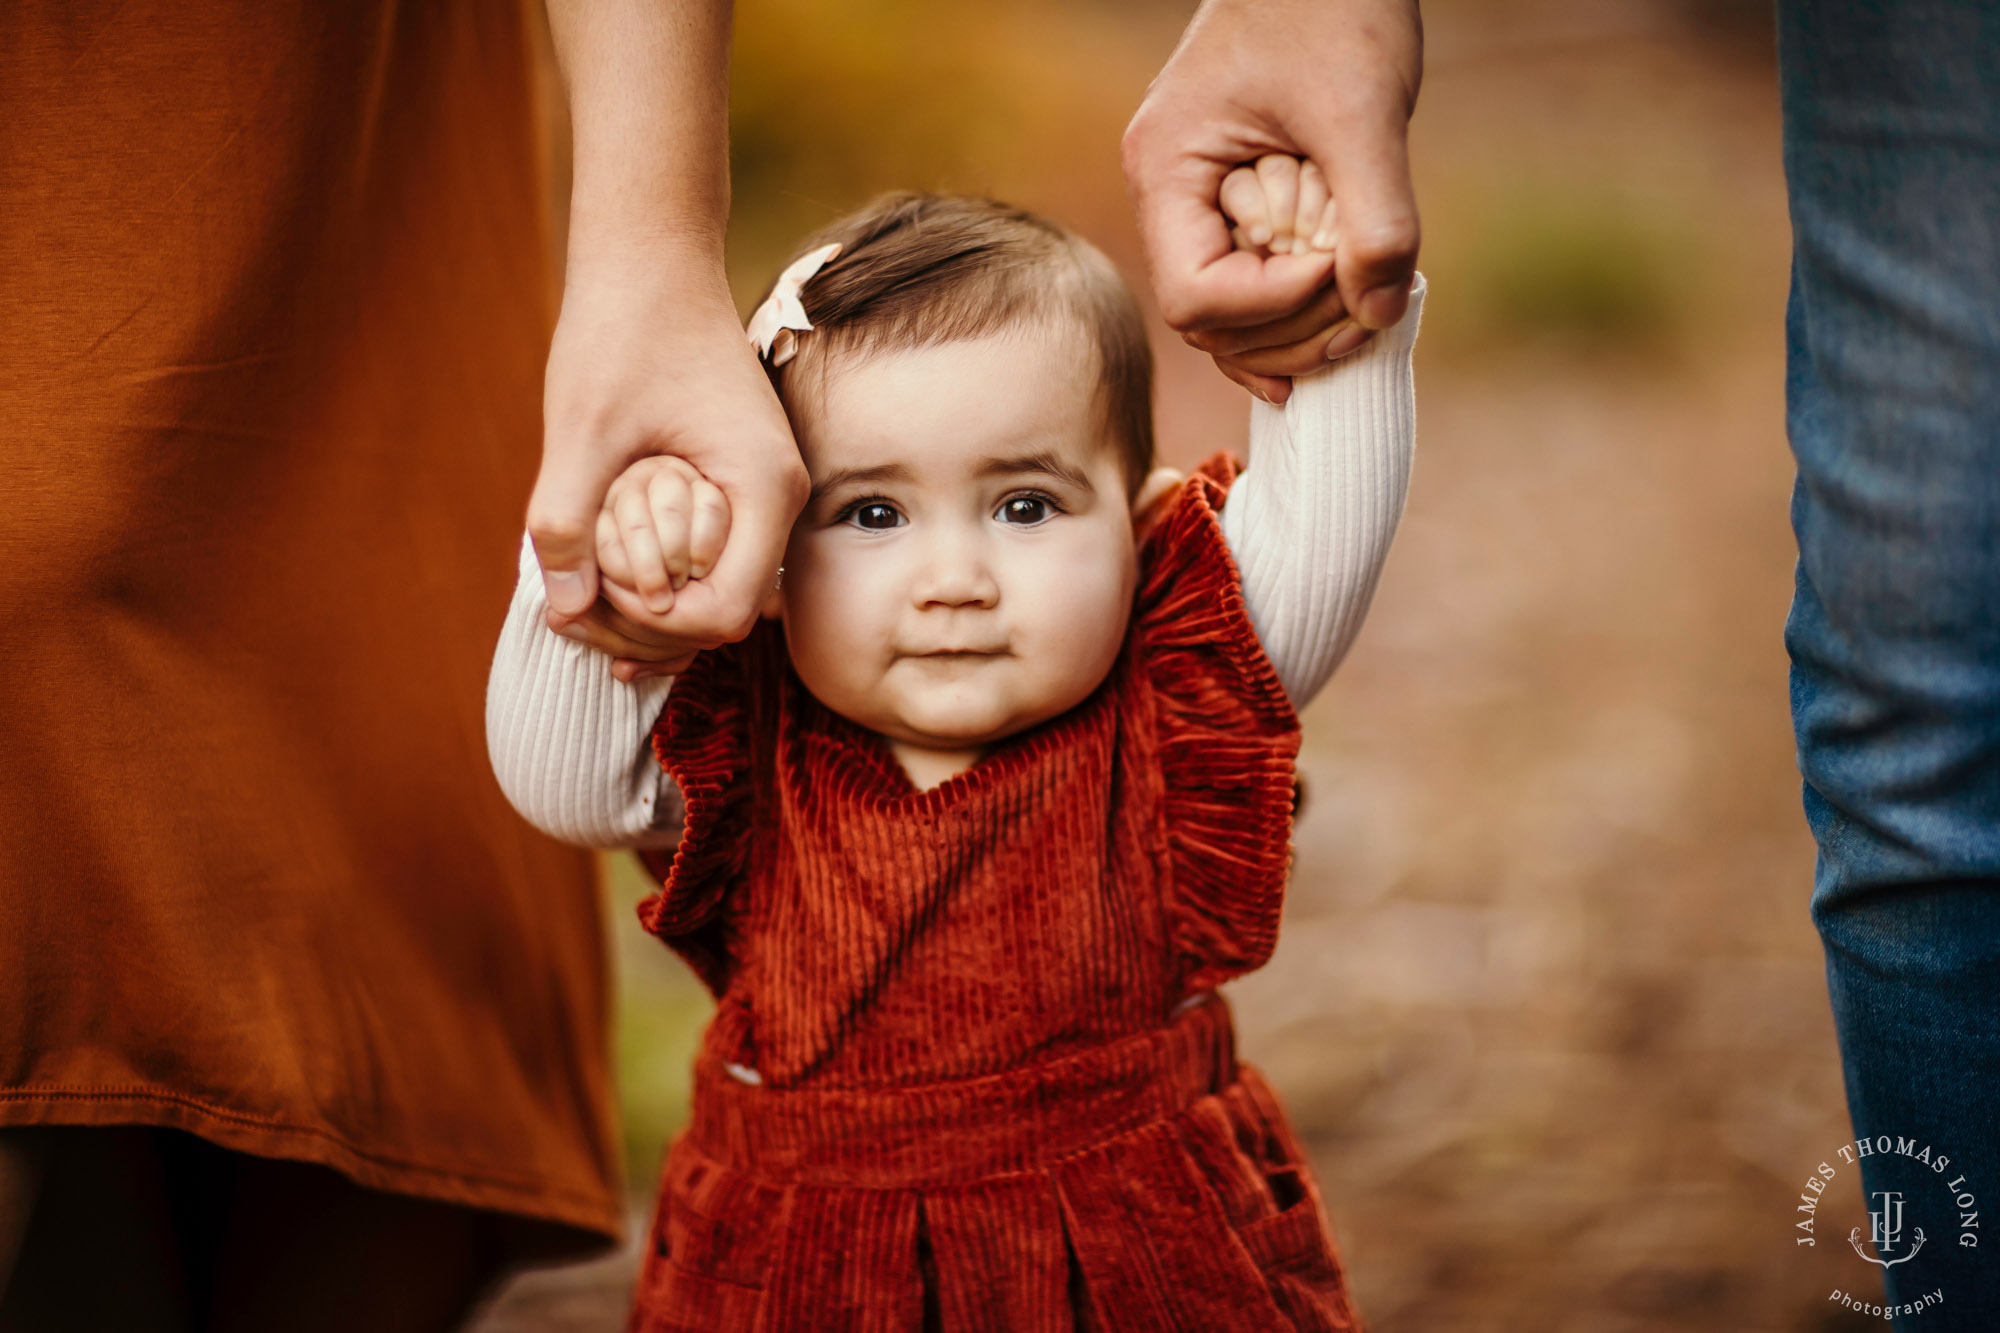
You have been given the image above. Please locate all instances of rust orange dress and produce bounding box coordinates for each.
[630,458,1365,1332]
[0,2,619,1257]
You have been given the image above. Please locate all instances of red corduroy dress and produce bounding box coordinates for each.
[630,456,1363,1332]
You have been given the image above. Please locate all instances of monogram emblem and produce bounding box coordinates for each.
[1849,1190,1927,1268]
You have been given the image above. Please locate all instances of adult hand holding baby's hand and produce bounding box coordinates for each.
[531,263,807,675]
[554,454,735,682]
[532,0,806,682]
[1213,155,1377,383]
[1122,0,1421,404]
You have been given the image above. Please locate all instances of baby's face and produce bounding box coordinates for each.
[775,328,1144,759]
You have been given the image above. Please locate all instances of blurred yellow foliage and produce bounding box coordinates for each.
[725,0,1168,304]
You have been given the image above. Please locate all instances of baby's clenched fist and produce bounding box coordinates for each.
[1207,154,1376,376]
[1221,155,1336,259]
[597,455,732,615]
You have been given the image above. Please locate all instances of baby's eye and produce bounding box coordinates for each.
[845,501,904,531]
[997,494,1059,526]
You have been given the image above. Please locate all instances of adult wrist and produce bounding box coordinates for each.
[563,213,728,289]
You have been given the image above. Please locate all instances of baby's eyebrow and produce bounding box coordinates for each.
[809,462,914,503]
[976,450,1094,492]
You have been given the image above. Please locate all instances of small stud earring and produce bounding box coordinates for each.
[774,566,785,590]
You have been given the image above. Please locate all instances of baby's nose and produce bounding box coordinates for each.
[911,532,1000,609]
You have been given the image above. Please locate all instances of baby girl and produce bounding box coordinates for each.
[488,157,1422,1331]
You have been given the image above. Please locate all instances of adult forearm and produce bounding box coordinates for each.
[533,0,805,645]
[548,0,733,270]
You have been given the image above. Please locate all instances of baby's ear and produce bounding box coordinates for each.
[1130,466,1185,526]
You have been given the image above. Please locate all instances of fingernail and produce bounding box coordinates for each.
[545,570,588,615]
[556,624,587,643]
[1311,228,1336,251]
[688,563,710,580]
[647,589,675,613]
[670,571,689,591]
[1357,281,1409,330]
[1325,321,1369,360]
[1248,224,1272,246]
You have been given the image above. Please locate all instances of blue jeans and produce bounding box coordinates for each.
[1781,2,2000,1324]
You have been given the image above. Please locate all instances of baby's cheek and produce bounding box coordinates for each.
[1017,540,1133,688]
[781,545,890,710]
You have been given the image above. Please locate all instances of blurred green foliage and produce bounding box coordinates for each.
[1425,183,1702,355]
[603,851,713,1188]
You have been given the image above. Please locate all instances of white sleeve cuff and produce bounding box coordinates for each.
[484,535,683,849]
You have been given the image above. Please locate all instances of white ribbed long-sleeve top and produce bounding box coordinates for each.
[486,279,1422,849]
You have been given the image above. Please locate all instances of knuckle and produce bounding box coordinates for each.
[1348,217,1422,267]
[1118,112,1155,171]
[684,601,760,646]
[1157,291,1202,333]
[1215,360,1256,393]
[526,512,591,549]
[773,480,805,514]
[1221,350,1290,380]
[776,459,810,504]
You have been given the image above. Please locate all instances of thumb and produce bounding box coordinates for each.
[1297,98,1420,330]
[668,467,796,641]
[526,445,624,618]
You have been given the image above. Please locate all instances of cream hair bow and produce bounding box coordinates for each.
[745,243,842,368]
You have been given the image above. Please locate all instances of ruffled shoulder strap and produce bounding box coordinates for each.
[635,620,785,997]
[1135,453,1302,994]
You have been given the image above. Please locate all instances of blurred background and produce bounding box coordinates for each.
[481,1,1881,1328]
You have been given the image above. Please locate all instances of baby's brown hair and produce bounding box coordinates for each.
[755,193,1156,493]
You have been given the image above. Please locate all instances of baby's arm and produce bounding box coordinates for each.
[1214,155,1424,709]
[486,534,683,848]
[487,457,732,847]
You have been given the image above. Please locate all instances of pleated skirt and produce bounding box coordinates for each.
[628,994,1363,1332]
